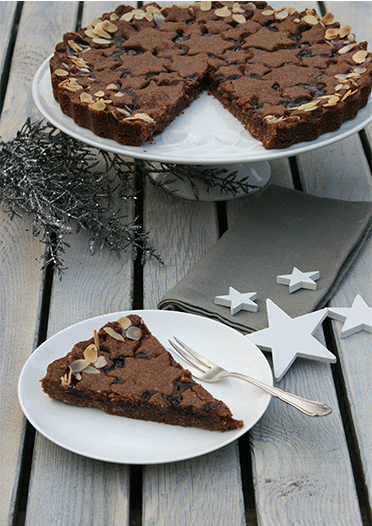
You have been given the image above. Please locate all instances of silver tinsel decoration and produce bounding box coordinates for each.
[0,119,160,277]
[0,119,256,276]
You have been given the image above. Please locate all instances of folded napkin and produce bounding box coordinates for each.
[158,184,372,333]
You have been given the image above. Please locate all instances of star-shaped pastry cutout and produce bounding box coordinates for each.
[276,266,320,293]
[246,299,336,381]
[215,287,258,315]
[327,294,372,338]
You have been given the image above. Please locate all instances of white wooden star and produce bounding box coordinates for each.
[215,287,258,315]
[246,299,336,381]
[276,266,320,293]
[327,294,372,338]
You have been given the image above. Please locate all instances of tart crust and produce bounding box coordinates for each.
[49,2,372,148]
[41,315,243,432]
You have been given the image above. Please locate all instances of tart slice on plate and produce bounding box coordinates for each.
[41,314,243,432]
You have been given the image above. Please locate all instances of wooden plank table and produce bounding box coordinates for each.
[0,2,370,526]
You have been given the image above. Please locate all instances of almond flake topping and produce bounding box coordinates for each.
[84,343,98,364]
[104,326,125,341]
[80,92,93,103]
[325,28,339,40]
[275,8,289,20]
[58,79,82,92]
[92,37,111,45]
[94,330,100,351]
[352,50,369,64]
[118,316,132,330]
[55,69,69,77]
[101,20,118,33]
[232,3,244,14]
[106,83,119,91]
[121,12,134,22]
[215,7,231,18]
[302,14,319,25]
[339,25,352,39]
[124,113,155,124]
[126,326,142,341]
[338,43,356,55]
[70,359,91,373]
[322,12,334,26]
[90,100,106,111]
[68,40,83,53]
[232,13,246,24]
[200,1,212,11]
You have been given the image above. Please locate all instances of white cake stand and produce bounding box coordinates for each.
[33,56,372,200]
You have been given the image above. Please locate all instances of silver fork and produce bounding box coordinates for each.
[169,337,332,417]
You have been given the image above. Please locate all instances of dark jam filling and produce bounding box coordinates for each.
[141,380,193,407]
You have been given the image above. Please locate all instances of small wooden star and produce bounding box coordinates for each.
[215,287,258,315]
[327,294,372,338]
[276,266,320,293]
[246,299,336,381]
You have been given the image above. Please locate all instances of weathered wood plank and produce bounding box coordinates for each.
[141,180,245,525]
[0,2,17,81]
[0,3,78,526]
[299,4,372,516]
[224,3,366,524]
[24,3,136,526]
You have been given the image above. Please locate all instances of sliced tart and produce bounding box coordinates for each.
[41,314,243,432]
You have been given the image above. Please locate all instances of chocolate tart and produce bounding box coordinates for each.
[49,2,372,148]
[41,314,243,432]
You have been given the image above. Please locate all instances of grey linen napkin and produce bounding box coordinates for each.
[158,184,372,333]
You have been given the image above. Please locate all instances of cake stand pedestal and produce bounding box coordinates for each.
[147,161,271,201]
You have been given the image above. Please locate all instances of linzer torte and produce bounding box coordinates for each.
[41,314,243,431]
[49,2,372,148]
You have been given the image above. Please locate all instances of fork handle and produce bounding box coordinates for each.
[224,372,332,417]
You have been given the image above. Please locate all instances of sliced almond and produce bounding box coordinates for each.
[84,343,98,363]
[70,359,91,373]
[93,330,100,351]
[325,28,339,40]
[302,14,318,25]
[90,100,106,111]
[232,3,244,14]
[80,92,93,103]
[92,37,111,45]
[232,13,246,24]
[55,69,69,77]
[106,83,119,91]
[95,355,108,369]
[68,40,83,53]
[94,90,105,97]
[124,113,155,124]
[275,8,289,20]
[126,326,142,341]
[200,1,212,11]
[352,50,369,64]
[104,326,125,341]
[101,20,118,33]
[215,7,231,18]
[121,12,134,22]
[339,25,352,38]
[83,365,101,374]
[118,316,132,330]
[322,12,334,26]
[338,43,355,55]
[61,369,72,387]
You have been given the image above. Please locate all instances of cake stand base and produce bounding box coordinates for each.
[147,161,271,201]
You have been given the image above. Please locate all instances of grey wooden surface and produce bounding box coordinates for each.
[0,2,371,526]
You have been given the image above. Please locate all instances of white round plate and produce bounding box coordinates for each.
[18,310,272,464]
[33,56,372,165]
